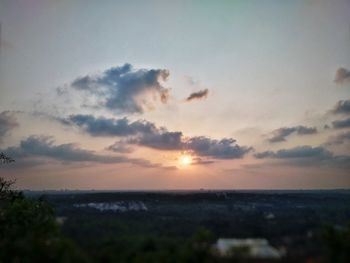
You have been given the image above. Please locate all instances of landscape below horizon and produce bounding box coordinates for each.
[31,190,350,262]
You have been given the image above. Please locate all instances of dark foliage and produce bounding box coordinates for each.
[323,224,350,263]
[1,172,350,262]
[0,177,88,263]
[0,152,14,164]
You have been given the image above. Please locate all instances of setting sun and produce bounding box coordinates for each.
[178,155,192,167]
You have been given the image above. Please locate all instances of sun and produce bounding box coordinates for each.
[178,154,192,167]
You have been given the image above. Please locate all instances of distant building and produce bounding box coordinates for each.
[215,238,282,259]
[73,201,148,212]
[55,216,67,225]
[265,212,275,220]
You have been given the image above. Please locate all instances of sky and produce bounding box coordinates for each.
[0,0,350,190]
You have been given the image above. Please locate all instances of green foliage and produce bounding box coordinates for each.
[323,224,350,263]
[0,177,88,263]
[83,228,217,263]
[0,177,22,203]
[227,246,250,258]
[1,172,349,263]
[0,175,218,263]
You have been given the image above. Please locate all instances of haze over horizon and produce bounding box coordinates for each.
[0,0,350,190]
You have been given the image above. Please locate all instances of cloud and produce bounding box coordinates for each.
[106,141,134,153]
[128,130,184,150]
[64,114,157,137]
[1,135,169,169]
[325,131,350,145]
[332,117,350,129]
[0,111,18,143]
[254,145,350,168]
[332,99,350,115]
[63,114,252,159]
[334,67,350,84]
[130,134,251,159]
[267,125,317,143]
[255,146,332,159]
[186,89,209,102]
[185,137,252,159]
[70,63,170,114]
[191,157,215,165]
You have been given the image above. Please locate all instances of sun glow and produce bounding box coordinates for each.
[178,154,192,167]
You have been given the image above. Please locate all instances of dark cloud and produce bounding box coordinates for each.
[0,111,18,143]
[191,157,215,165]
[255,146,332,159]
[254,145,350,168]
[332,99,350,115]
[4,135,123,163]
[64,114,157,137]
[130,134,251,159]
[334,67,350,84]
[71,63,170,114]
[332,117,350,129]
[62,114,251,159]
[268,126,317,143]
[106,141,134,153]
[128,131,183,151]
[185,137,252,159]
[325,131,350,145]
[268,127,295,142]
[1,135,169,169]
[186,89,209,102]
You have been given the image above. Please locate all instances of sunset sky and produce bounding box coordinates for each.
[0,0,350,190]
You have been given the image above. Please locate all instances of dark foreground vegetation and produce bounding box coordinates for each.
[1,183,350,262]
[1,155,350,263]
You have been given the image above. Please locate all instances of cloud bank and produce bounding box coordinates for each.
[255,146,332,159]
[1,135,169,169]
[62,114,251,160]
[255,145,350,168]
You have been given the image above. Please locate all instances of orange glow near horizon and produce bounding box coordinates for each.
[178,154,192,168]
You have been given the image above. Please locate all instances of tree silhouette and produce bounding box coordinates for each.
[0,152,14,164]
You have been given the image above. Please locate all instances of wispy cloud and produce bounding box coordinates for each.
[186,89,209,102]
[255,145,350,168]
[325,131,350,146]
[267,126,317,143]
[0,111,18,143]
[106,141,134,153]
[255,146,332,159]
[1,135,171,169]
